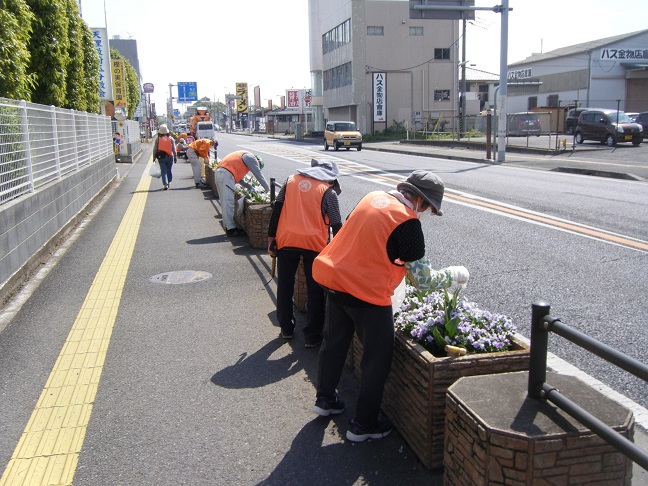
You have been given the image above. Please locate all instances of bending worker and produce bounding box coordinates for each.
[186,138,216,189]
[215,150,270,238]
[267,159,342,347]
[311,170,470,442]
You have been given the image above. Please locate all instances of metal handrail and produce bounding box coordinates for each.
[529,301,648,471]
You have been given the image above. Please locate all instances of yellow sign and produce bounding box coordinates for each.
[111,59,128,113]
[236,82,248,114]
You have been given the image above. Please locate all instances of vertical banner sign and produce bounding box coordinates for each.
[236,83,248,114]
[373,73,386,122]
[304,89,312,109]
[286,89,300,110]
[91,28,112,100]
[111,59,128,115]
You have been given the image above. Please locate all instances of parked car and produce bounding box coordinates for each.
[507,112,542,136]
[634,112,648,138]
[564,108,589,134]
[195,121,216,141]
[574,109,643,146]
[324,121,362,151]
[626,112,639,122]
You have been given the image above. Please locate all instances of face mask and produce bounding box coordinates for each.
[415,201,431,222]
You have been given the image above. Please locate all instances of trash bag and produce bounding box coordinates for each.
[149,162,161,178]
[391,277,406,315]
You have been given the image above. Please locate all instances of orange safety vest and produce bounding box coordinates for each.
[188,138,211,158]
[157,135,173,156]
[218,150,250,183]
[313,191,415,306]
[277,174,331,252]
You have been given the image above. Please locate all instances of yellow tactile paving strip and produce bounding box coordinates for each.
[1,160,154,486]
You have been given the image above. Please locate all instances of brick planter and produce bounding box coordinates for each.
[205,165,218,198]
[234,197,272,249]
[444,372,634,485]
[352,332,530,470]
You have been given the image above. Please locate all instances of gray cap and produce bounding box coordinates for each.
[397,170,444,216]
[297,158,339,182]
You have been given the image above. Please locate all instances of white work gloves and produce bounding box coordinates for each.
[447,266,470,287]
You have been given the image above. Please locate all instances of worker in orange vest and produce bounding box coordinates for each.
[215,150,269,237]
[311,170,470,442]
[267,159,342,347]
[152,124,177,190]
[186,138,216,189]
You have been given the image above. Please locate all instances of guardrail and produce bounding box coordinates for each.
[529,301,648,471]
[0,97,112,206]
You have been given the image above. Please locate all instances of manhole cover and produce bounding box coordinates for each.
[149,271,212,285]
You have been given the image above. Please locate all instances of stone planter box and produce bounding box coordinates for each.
[205,165,218,198]
[234,197,272,249]
[351,332,530,470]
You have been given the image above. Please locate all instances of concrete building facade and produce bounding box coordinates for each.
[506,29,648,114]
[308,0,460,134]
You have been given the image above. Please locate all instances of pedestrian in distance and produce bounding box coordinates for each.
[186,138,216,189]
[267,159,343,347]
[311,170,470,442]
[153,124,177,190]
[215,150,270,238]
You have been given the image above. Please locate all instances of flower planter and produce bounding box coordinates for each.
[205,165,218,198]
[234,198,272,249]
[352,332,530,470]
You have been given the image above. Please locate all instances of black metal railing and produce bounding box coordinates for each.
[529,301,648,471]
[270,178,283,207]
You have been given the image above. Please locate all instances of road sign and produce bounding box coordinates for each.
[143,82,154,93]
[177,82,198,102]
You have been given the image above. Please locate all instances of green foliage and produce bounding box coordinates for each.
[432,288,462,349]
[27,0,70,107]
[363,119,407,142]
[80,22,100,113]
[64,0,85,110]
[0,0,35,100]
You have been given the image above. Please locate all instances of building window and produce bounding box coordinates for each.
[322,19,351,54]
[434,48,450,60]
[367,26,384,36]
[434,90,451,101]
[324,62,353,91]
[547,94,558,107]
[409,26,423,36]
[528,97,537,110]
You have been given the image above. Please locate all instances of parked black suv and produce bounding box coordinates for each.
[564,108,588,134]
[574,109,643,146]
[634,112,648,139]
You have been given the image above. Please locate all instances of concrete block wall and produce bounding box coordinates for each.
[0,154,117,304]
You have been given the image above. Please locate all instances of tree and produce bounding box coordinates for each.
[64,0,85,110]
[110,48,140,119]
[0,0,35,100]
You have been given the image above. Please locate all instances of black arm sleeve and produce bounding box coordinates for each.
[386,219,426,264]
[267,182,287,237]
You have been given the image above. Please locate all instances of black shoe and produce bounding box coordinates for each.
[346,418,393,442]
[312,394,345,416]
[226,229,247,238]
[304,338,322,348]
[279,331,293,339]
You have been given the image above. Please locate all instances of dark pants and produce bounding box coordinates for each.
[159,154,173,186]
[276,248,325,343]
[316,296,394,427]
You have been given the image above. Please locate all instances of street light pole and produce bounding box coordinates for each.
[460,17,467,139]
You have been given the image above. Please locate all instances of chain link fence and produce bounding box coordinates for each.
[0,97,112,206]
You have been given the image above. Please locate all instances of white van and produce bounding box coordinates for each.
[195,121,216,141]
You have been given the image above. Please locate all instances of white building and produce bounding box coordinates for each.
[308,0,461,134]
[506,29,648,114]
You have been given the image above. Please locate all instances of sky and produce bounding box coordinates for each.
[79,0,648,113]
